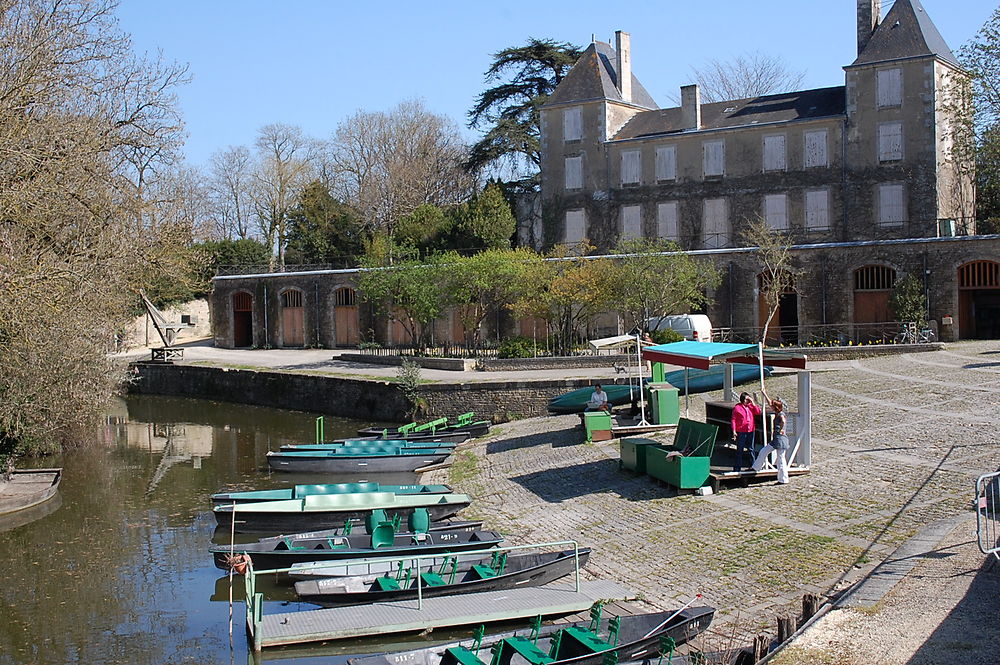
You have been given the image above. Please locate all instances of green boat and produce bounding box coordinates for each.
[211,482,454,506]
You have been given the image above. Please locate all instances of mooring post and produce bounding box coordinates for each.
[800,593,821,627]
[777,615,795,643]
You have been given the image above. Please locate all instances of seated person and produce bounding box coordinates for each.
[585,383,610,412]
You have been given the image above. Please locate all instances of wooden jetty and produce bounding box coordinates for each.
[246,579,633,651]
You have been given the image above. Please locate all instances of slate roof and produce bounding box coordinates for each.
[851,0,961,68]
[545,41,658,109]
[613,86,846,140]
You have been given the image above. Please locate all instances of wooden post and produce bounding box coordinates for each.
[777,615,795,643]
[800,593,821,627]
[752,634,769,661]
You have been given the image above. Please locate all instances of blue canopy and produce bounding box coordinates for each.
[642,340,807,370]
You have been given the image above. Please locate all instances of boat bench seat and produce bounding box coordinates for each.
[471,564,497,579]
[374,576,401,591]
[503,637,554,665]
[561,627,614,654]
[420,572,446,586]
[442,646,487,665]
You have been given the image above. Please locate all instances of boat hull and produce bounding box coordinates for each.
[213,499,469,534]
[211,528,502,570]
[211,483,454,506]
[294,548,590,606]
[267,452,451,473]
[357,422,490,438]
[0,468,62,516]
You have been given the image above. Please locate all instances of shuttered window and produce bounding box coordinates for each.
[703,140,725,177]
[655,145,676,181]
[877,68,902,107]
[621,150,641,186]
[564,156,582,190]
[805,189,830,229]
[621,205,642,239]
[764,194,788,230]
[565,209,586,243]
[703,198,728,248]
[763,135,786,171]
[657,201,679,240]
[878,183,906,226]
[563,107,582,142]
[804,130,828,168]
[878,122,903,161]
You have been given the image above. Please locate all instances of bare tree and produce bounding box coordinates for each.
[325,99,473,236]
[251,123,316,268]
[741,217,797,345]
[0,0,192,457]
[685,51,806,103]
[208,146,255,239]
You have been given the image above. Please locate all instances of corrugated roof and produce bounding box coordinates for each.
[545,41,658,109]
[851,0,961,68]
[613,86,845,140]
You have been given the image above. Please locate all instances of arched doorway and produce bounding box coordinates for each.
[758,272,797,345]
[958,260,1000,339]
[232,292,253,348]
[280,289,305,347]
[853,265,896,341]
[333,287,359,347]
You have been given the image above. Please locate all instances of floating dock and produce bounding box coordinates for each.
[249,580,633,650]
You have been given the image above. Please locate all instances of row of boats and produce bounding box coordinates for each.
[212,413,716,662]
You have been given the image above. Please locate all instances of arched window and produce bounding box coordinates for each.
[333,287,357,306]
[280,289,303,308]
[958,260,1000,289]
[853,265,896,291]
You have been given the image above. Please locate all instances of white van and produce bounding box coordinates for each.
[646,314,713,342]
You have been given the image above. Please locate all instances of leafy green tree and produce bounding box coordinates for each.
[447,183,517,252]
[284,181,364,266]
[960,8,1000,226]
[609,238,721,332]
[890,274,927,328]
[394,204,453,254]
[446,248,535,346]
[467,38,582,185]
[358,243,456,352]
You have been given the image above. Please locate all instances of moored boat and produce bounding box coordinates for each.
[213,490,471,533]
[348,602,715,665]
[211,482,453,506]
[280,439,459,452]
[0,468,62,517]
[211,525,502,570]
[266,448,452,474]
[358,413,491,439]
[294,547,590,606]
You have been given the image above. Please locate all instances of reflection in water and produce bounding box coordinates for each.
[0,394,410,665]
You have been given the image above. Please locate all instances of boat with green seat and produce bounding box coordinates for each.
[279,440,459,452]
[357,413,491,439]
[213,490,471,533]
[211,482,454,506]
[266,447,453,473]
[293,547,590,606]
[348,601,715,665]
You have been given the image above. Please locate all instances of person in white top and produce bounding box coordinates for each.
[586,383,610,412]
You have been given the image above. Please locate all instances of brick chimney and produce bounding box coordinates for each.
[857,0,881,55]
[680,84,701,131]
[615,30,632,103]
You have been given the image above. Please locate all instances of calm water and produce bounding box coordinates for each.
[0,394,449,665]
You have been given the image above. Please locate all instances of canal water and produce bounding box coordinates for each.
[0,394,451,665]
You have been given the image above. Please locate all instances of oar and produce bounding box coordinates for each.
[640,593,703,640]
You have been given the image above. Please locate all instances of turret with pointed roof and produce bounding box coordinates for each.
[850,0,962,69]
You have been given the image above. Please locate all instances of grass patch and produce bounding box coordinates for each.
[449,450,480,484]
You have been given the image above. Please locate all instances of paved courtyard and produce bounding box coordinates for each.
[423,341,1000,652]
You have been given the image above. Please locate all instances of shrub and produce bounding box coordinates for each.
[650,328,685,344]
[497,336,536,359]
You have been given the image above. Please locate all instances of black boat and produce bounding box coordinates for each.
[210,526,503,571]
[266,448,452,473]
[294,547,590,606]
[358,416,490,439]
[348,602,715,665]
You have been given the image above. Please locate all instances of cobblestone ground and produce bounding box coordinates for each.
[425,340,1000,641]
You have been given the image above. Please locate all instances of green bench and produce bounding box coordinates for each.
[644,418,719,489]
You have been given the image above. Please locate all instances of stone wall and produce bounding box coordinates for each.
[128,362,596,423]
[477,353,632,372]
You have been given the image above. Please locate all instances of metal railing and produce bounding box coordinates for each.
[976,471,1000,560]
[713,321,929,347]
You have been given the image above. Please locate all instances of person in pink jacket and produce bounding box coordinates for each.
[731,391,762,472]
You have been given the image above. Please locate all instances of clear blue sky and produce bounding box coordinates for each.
[116,0,993,168]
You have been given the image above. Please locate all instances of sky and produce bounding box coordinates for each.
[115,0,994,169]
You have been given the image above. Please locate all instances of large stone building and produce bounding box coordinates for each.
[533,0,998,341]
[210,0,1000,349]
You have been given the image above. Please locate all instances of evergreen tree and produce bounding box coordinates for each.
[284,181,364,267]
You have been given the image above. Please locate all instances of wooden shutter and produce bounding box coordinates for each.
[563,107,582,142]
[763,135,786,171]
[805,190,829,229]
[764,194,788,230]
[621,205,641,239]
[703,140,724,176]
[804,130,828,168]
[655,145,676,181]
[878,122,902,161]
[565,210,586,243]
[564,156,582,190]
[878,183,906,225]
[877,68,902,107]
[657,201,678,240]
[621,150,641,185]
